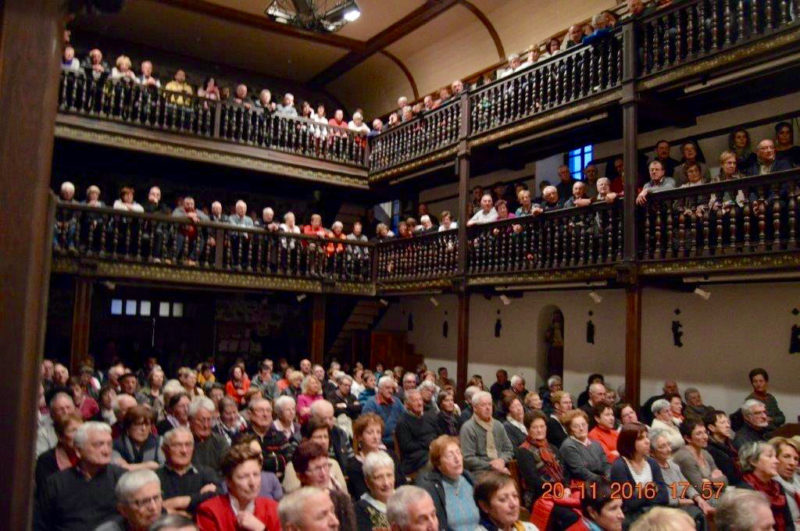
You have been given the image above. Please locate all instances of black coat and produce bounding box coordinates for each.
[546,415,568,449]
[395,411,438,476]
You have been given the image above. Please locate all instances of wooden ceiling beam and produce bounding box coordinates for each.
[151,0,367,52]
[309,0,460,87]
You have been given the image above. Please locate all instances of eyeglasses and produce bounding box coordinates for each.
[307,462,331,474]
[129,493,162,509]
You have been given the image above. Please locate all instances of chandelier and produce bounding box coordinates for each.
[265,0,361,33]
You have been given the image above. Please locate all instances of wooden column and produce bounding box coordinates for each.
[70,278,94,373]
[456,292,470,402]
[310,294,326,365]
[455,92,471,401]
[625,284,642,408]
[0,0,63,528]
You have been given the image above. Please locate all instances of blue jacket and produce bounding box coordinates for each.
[362,396,405,445]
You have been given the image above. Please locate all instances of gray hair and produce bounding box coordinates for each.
[331,221,343,231]
[336,373,352,385]
[188,396,216,418]
[60,181,75,193]
[404,389,421,405]
[715,487,772,531]
[648,429,670,451]
[651,398,671,415]
[149,514,197,531]
[464,386,480,404]
[420,215,431,224]
[363,450,395,480]
[378,375,395,389]
[683,387,700,402]
[547,375,562,387]
[279,486,327,528]
[387,486,433,528]
[116,469,160,504]
[738,441,772,474]
[218,396,238,413]
[741,398,763,418]
[472,390,492,407]
[74,421,111,450]
[274,395,295,417]
[510,375,524,387]
[162,426,193,448]
[418,380,436,393]
[589,382,606,396]
[113,393,137,416]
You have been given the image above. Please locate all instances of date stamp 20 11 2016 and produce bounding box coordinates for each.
[541,481,725,501]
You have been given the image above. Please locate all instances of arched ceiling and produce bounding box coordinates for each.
[72,0,619,116]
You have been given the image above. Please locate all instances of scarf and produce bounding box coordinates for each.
[473,414,498,460]
[55,444,80,470]
[439,411,458,436]
[743,473,788,530]
[521,437,564,482]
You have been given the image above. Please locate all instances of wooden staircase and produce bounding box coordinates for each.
[327,299,387,361]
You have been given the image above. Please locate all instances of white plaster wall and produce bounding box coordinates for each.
[375,284,800,423]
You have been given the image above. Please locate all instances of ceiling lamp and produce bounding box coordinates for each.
[265,0,361,33]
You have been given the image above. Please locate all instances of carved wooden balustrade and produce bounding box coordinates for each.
[638,0,800,77]
[52,203,373,282]
[639,169,800,261]
[470,29,623,138]
[467,202,623,276]
[368,98,462,173]
[375,230,459,283]
[57,73,369,167]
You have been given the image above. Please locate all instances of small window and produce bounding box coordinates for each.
[159,302,170,317]
[172,302,184,318]
[140,301,151,317]
[125,300,137,316]
[568,145,594,181]
[110,299,122,315]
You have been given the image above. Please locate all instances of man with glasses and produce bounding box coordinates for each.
[188,397,228,473]
[733,399,771,450]
[96,470,163,530]
[156,427,220,515]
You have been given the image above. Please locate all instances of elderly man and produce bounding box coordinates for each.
[641,379,680,424]
[95,470,164,531]
[112,393,141,439]
[546,390,572,448]
[540,185,563,212]
[299,358,312,376]
[35,422,125,531]
[54,181,79,253]
[387,485,439,531]
[467,194,498,226]
[397,371,418,403]
[326,373,362,420]
[636,159,676,205]
[683,388,714,421]
[459,385,480,425]
[138,60,160,87]
[566,23,584,48]
[37,392,76,456]
[509,375,529,403]
[565,181,593,209]
[451,79,464,97]
[309,399,353,471]
[260,207,280,232]
[156,427,220,515]
[188,397,229,472]
[595,177,618,204]
[555,165,577,201]
[120,373,148,404]
[580,382,608,429]
[245,397,292,478]
[276,92,297,116]
[715,487,776,531]
[460,391,513,474]
[733,399,771,449]
[172,196,208,265]
[395,389,439,477]
[278,486,340,531]
[362,375,406,446]
[228,200,254,269]
[251,360,278,400]
[744,138,793,176]
[418,380,438,415]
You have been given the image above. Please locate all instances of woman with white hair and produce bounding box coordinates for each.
[650,398,685,451]
[297,375,323,424]
[354,451,395,529]
[273,395,302,448]
[348,111,370,135]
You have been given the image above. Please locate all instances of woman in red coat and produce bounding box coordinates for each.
[225,365,251,407]
[196,444,281,530]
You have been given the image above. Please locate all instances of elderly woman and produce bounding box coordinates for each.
[35,413,83,493]
[282,370,303,401]
[215,396,248,445]
[177,367,203,398]
[224,435,283,501]
[142,367,165,421]
[273,395,301,448]
[354,451,395,530]
[771,437,800,526]
[346,413,403,500]
[292,440,356,531]
[502,395,526,448]
[415,435,479,531]
[195,444,281,531]
[672,417,728,496]
[740,441,795,530]
[524,391,543,412]
[560,409,610,483]
[474,471,537,531]
[296,375,323,424]
[609,423,669,523]
[113,405,164,471]
[589,403,619,464]
[283,419,346,494]
[435,390,462,436]
[650,429,714,527]
[650,398,684,451]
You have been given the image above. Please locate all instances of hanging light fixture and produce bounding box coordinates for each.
[265,0,361,33]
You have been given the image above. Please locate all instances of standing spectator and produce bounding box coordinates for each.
[164,69,193,106]
[82,48,109,81]
[460,391,513,474]
[555,165,576,201]
[636,160,676,205]
[728,127,757,169]
[489,370,510,403]
[138,60,160,87]
[673,141,711,185]
[746,368,786,429]
[197,77,220,101]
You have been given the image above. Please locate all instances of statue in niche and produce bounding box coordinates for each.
[494,310,502,338]
[672,309,683,348]
[586,311,595,344]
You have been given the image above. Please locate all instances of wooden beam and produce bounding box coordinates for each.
[152,0,365,52]
[309,0,460,87]
[70,278,93,374]
[380,50,419,101]
[621,20,639,262]
[310,294,326,365]
[459,0,505,60]
[625,283,642,409]
[456,292,469,402]
[0,0,63,528]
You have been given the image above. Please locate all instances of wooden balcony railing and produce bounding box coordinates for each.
[639,168,800,261]
[57,73,369,167]
[638,0,800,76]
[467,202,623,276]
[53,203,373,282]
[375,229,459,283]
[470,29,623,138]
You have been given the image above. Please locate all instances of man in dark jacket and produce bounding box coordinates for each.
[704,410,742,485]
[733,399,770,450]
[395,390,438,477]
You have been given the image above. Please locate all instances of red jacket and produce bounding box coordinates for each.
[225,379,251,406]
[196,494,281,531]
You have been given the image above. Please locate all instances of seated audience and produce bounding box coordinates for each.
[460,391,514,474]
[282,419,347,494]
[669,393,685,426]
[38,392,77,456]
[672,417,728,496]
[734,399,771,450]
[716,487,778,531]
[215,396,248,445]
[560,409,610,483]
[746,367,786,429]
[578,374,605,408]
[224,435,283,501]
[395,389,438,478]
[354,450,395,530]
[35,413,83,494]
[156,427,220,516]
[774,121,800,166]
[473,471,537,530]
[291,440,356,530]
[580,381,608,429]
[149,513,198,530]
[629,507,697,531]
[743,138,793,176]
[386,485,439,531]
[434,389,462,436]
[574,478,625,531]
[189,397,229,473]
[297,375,324,424]
[704,410,742,486]
[673,141,711,185]
[546,390,572,448]
[195,444,281,531]
[650,398,684,451]
[278,486,340,530]
[273,395,301,451]
[683,387,714,422]
[362,376,405,447]
[502,394,527,448]
[588,403,619,463]
[243,397,291,479]
[157,392,190,435]
[771,437,800,527]
[739,441,794,530]
[641,380,680,425]
[112,405,164,471]
[309,399,354,474]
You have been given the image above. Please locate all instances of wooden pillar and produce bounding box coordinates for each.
[0,0,63,528]
[625,284,642,408]
[70,278,93,374]
[455,92,471,401]
[456,292,470,402]
[310,294,326,365]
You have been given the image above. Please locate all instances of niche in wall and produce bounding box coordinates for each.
[537,305,564,382]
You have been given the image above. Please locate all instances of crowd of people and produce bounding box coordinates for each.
[34,353,798,530]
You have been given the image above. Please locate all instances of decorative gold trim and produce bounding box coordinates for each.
[638,26,800,90]
[54,122,370,189]
[369,147,459,183]
[639,251,800,275]
[469,92,621,148]
[377,278,455,293]
[468,266,617,286]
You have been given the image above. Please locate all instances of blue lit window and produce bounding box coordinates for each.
[568,145,594,181]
